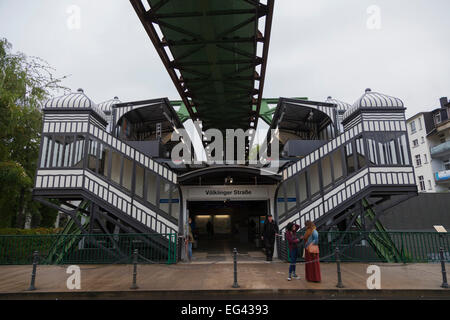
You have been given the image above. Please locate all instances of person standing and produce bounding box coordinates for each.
[185,217,194,262]
[285,222,301,280]
[301,220,321,282]
[206,220,213,239]
[261,214,279,262]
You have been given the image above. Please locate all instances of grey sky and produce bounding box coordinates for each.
[1,0,449,121]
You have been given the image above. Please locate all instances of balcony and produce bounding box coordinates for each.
[435,170,450,183]
[430,140,450,158]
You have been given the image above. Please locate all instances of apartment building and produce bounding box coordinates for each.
[407,97,450,192]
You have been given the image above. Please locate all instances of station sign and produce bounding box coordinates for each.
[185,186,271,201]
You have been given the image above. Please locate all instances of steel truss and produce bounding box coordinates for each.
[130,0,274,153]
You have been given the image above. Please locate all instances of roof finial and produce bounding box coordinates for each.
[365,88,372,93]
[114,96,119,100]
[77,88,84,93]
[327,96,332,99]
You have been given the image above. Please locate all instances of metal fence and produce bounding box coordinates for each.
[0,233,178,265]
[279,231,450,263]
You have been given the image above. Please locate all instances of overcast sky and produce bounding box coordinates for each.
[1,0,449,121]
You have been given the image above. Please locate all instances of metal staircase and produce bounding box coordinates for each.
[34,118,181,263]
[276,121,417,261]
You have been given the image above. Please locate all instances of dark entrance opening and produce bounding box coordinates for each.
[188,200,269,261]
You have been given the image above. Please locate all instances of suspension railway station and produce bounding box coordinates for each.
[32,0,418,264]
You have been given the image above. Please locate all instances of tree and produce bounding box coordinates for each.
[0,38,68,228]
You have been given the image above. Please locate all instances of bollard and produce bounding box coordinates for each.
[335,247,344,288]
[232,248,240,288]
[439,247,449,289]
[130,249,139,290]
[27,251,39,291]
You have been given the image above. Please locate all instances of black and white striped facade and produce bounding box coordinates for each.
[33,88,417,251]
[342,89,406,131]
[42,89,109,132]
[325,96,351,134]
[277,89,416,232]
[35,90,181,236]
[98,96,121,133]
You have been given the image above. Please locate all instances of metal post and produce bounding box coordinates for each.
[335,247,344,288]
[130,249,139,290]
[27,251,39,291]
[439,247,449,288]
[232,248,239,288]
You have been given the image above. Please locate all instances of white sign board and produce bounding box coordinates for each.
[185,185,271,201]
[434,225,447,233]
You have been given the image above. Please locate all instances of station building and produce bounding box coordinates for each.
[32,0,418,261]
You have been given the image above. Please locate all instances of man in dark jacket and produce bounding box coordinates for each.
[261,214,279,261]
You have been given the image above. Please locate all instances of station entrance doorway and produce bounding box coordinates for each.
[188,200,269,261]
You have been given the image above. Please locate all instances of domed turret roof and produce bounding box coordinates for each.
[325,96,351,113]
[98,96,121,114]
[43,88,107,121]
[343,88,404,121]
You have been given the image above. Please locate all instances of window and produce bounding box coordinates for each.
[410,121,416,133]
[298,171,307,203]
[346,143,356,174]
[309,162,320,196]
[415,155,422,167]
[146,170,157,206]
[62,136,75,167]
[285,178,297,211]
[40,136,52,168]
[397,135,410,165]
[356,137,366,168]
[331,150,344,180]
[366,138,378,165]
[171,186,180,219]
[52,135,66,168]
[428,180,432,190]
[110,151,122,185]
[40,135,83,169]
[379,139,398,165]
[418,118,423,130]
[87,139,98,172]
[135,164,145,198]
[277,192,286,219]
[444,160,450,171]
[321,155,333,187]
[421,137,425,144]
[423,154,428,163]
[159,179,171,214]
[435,113,441,125]
[122,157,133,191]
[98,144,110,177]
[73,136,85,168]
[412,139,419,147]
[418,176,425,191]
[439,135,445,143]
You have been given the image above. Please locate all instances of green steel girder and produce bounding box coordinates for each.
[130,0,274,138]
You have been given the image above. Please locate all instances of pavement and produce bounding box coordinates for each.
[0,260,449,299]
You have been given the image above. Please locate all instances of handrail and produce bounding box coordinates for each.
[35,168,179,235]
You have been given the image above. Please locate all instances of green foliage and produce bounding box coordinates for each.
[0,38,67,228]
[0,227,62,235]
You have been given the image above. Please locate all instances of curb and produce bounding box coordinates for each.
[0,288,449,300]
